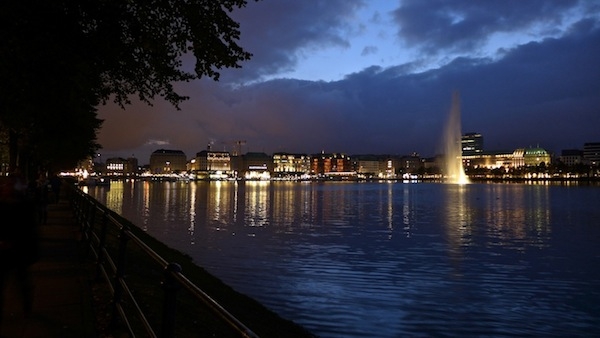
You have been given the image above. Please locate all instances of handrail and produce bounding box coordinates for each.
[171,270,258,338]
[68,184,259,338]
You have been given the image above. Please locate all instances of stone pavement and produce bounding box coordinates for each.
[0,196,97,337]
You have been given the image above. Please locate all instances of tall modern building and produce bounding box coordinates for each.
[461,132,484,156]
[583,142,600,166]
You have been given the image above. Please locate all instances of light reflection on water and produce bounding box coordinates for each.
[84,181,600,337]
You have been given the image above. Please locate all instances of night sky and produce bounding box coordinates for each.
[97,0,600,164]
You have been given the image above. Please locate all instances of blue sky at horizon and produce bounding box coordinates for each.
[263,2,575,82]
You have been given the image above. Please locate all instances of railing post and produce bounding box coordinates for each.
[95,210,110,280]
[161,262,182,338]
[82,199,96,257]
[111,225,130,328]
[77,193,86,225]
[81,197,88,232]
[73,190,82,223]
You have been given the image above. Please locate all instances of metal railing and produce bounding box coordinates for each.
[68,185,259,338]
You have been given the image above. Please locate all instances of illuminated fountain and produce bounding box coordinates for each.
[442,91,470,184]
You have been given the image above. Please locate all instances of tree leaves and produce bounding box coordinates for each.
[0,0,254,172]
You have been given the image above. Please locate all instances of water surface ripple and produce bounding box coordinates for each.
[84,181,600,337]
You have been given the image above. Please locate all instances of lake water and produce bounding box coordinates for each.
[83,180,600,337]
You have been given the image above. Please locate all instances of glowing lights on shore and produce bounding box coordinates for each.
[244,171,271,180]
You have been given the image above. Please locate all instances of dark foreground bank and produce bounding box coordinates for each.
[1,193,95,337]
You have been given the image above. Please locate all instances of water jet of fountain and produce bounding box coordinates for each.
[442,91,470,184]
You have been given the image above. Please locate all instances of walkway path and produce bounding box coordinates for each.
[1,195,97,337]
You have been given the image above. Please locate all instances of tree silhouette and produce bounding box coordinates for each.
[0,0,254,174]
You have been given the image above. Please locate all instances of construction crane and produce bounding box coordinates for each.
[233,140,246,156]
[206,138,216,151]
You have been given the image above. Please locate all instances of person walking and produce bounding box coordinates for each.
[49,173,61,203]
[0,173,40,327]
[32,173,49,224]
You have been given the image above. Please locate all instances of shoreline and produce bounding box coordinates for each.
[93,201,317,337]
[84,175,600,184]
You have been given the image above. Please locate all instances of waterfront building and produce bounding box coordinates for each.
[381,156,401,178]
[127,157,139,175]
[560,149,585,167]
[583,142,600,166]
[350,155,402,179]
[399,154,423,174]
[149,149,187,174]
[523,147,551,167]
[512,149,525,168]
[105,157,138,176]
[192,150,231,178]
[311,153,353,177]
[352,155,380,177]
[424,156,442,172]
[105,157,125,175]
[461,132,484,156]
[462,147,552,170]
[272,153,310,177]
[462,150,514,169]
[240,152,273,180]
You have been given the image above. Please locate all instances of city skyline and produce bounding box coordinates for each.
[97,1,600,165]
[103,138,598,168]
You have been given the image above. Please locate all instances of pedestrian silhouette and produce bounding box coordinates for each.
[32,173,49,224]
[0,173,40,326]
[49,174,61,203]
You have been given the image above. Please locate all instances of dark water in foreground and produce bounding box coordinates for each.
[84,181,600,337]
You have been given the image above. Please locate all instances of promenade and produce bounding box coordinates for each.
[0,195,97,337]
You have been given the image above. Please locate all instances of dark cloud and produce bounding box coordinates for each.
[392,0,584,55]
[222,0,365,82]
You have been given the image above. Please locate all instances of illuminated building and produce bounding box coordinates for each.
[461,149,520,169]
[310,153,354,177]
[583,142,600,166]
[272,153,310,176]
[382,156,401,178]
[351,155,402,178]
[512,149,525,167]
[105,157,138,176]
[149,149,187,174]
[105,158,125,174]
[523,147,551,166]
[240,152,273,180]
[461,146,551,169]
[193,150,231,173]
[461,132,484,156]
